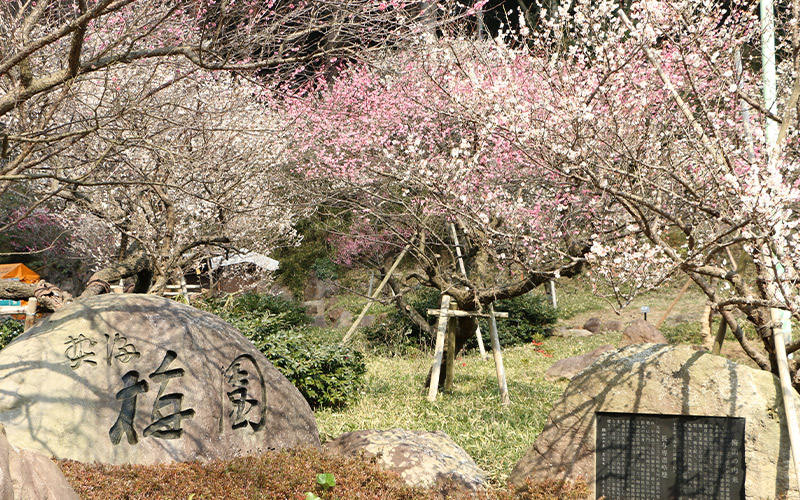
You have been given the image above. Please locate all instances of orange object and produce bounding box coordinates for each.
[0,263,39,284]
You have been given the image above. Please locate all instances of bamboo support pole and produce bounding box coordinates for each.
[342,245,409,344]
[444,301,457,392]
[24,298,37,331]
[656,279,692,329]
[450,223,488,360]
[427,294,451,402]
[773,326,800,489]
[488,303,510,405]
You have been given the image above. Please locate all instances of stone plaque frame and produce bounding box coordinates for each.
[596,412,745,500]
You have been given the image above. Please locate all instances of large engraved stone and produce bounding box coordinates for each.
[0,294,319,465]
[509,344,800,500]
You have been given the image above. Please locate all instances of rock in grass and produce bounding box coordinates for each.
[510,344,800,500]
[582,317,603,333]
[552,328,594,338]
[0,294,319,465]
[324,428,488,495]
[620,319,667,345]
[543,344,615,382]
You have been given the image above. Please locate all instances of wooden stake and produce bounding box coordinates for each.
[450,223,488,360]
[427,294,451,402]
[772,325,800,491]
[488,303,510,405]
[342,244,409,343]
[24,298,37,331]
[444,301,457,392]
[656,279,692,329]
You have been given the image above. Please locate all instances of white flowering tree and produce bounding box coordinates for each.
[2,58,299,305]
[0,0,462,305]
[466,0,800,383]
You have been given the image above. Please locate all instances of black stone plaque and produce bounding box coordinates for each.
[596,412,745,500]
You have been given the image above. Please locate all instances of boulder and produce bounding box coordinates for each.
[583,318,624,334]
[561,328,594,338]
[267,284,294,302]
[544,345,615,382]
[302,299,325,317]
[509,344,800,500]
[303,273,337,301]
[0,424,80,500]
[0,294,319,465]
[359,314,377,328]
[602,319,624,333]
[620,319,667,345]
[324,429,487,495]
[333,310,354,329]
[582,317,603,333]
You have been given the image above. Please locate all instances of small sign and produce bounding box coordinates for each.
[596,412,745,500]
[640,306,650,314]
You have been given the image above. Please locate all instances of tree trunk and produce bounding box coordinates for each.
[700,302,714,350]
[79,243,153,298]
[0,280,71,311]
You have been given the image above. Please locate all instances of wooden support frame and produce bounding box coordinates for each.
[24,298,37,331]
[426,296,510,404]
[488,303,510,405]
[342,244,410,344]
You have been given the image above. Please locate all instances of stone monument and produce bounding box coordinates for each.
[509,344,800,500]
[0,294,319,465]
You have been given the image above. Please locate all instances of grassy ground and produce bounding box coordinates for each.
[316,275,765,485]
[316,333,621,484]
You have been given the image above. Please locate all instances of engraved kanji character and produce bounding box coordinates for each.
[222,354,266,432]
[64,334,97,369]
[142,351,195,439]
[109,371,148,445]
[105,333,141,365]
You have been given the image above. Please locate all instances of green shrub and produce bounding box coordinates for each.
[273,218,337,296]
[196,293,365,409]
[256,327,366,410]
[486,293,558,346]
[311,257,340,281]
[0,318,23,350]
[197,292,310,334]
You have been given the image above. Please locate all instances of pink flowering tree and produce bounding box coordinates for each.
[284,0,800,387]
[281,42,592,386]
